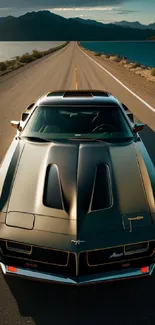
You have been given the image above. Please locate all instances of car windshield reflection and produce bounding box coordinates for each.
[21,105,134,141]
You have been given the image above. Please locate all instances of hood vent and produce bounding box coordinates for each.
[90,164,112,211]
[63,91,93,97]
[43,164,64,210]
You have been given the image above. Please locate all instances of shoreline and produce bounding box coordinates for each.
[80,45,155,83]
[0,42,69,77]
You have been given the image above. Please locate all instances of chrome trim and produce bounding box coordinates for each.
[1,262,155,285]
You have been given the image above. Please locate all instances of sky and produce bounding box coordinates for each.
[0,0,154,24]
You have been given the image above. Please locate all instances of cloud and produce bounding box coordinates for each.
[52,6,115,11]
[117,9,140,14]
[112,8,140,14]
[0,0,124,9]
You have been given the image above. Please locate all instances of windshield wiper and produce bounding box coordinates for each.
[19,136,52,142]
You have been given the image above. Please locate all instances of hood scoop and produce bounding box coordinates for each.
[43,162,113,214]
[89,164,113,212]
[43,164,65,211]
[6,141,151,239]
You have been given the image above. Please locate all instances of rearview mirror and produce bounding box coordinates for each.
[133,123,145,133]
[11,121,20,129]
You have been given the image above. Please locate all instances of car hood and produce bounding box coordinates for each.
[4,139,154,246]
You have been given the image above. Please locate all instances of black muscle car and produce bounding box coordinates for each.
[0,90,155,285]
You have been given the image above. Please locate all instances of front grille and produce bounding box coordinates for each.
[0,241,75,276]
[87,242,151,266]
[1,239,155,279]
[4,253,76,277]
[78,252,152,276]
[3,241,69,266]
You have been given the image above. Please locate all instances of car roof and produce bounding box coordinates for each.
[36,90,121,107]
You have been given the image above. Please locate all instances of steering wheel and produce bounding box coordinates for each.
[92,124,117,133]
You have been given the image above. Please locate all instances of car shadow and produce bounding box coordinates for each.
[5,273,155,325]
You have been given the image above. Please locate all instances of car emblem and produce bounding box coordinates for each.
[128,216,144,232]
[128,216,144,221]
[71,240,86,246]
[109,252,123,259]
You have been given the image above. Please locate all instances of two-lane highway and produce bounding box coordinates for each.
[0,41,155,325]
[0,42,154,163]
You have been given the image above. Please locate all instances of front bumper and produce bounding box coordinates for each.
[1,262,155,285]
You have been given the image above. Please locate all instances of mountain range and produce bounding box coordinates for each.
[0,11,155,41]
[113,20,155,30]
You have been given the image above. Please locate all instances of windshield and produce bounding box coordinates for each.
[21,105,134,142]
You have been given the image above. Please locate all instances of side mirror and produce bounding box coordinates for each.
[11,121,20,129]
[133,123,145,133]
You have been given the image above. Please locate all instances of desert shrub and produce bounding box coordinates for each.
[44,49,53,55]
[104,54,111,58]
[95,52,102,56]
[120,59,130,65]
[151,68,155,76]
[5,59,17,67]
[0,62,7,71]
[131,62,141,68]
[12,61,24,69]
[32,50,43,59]
[110,54,121,62]
[19,53,35,63]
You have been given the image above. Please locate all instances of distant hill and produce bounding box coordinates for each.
[114,20,155,30]
[71,17,105,28]
[0,11,155,41]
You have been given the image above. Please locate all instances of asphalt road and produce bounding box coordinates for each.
[0,41,155,325]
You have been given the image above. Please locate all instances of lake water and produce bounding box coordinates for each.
[0,41,65,62]
[80,41,155,68]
